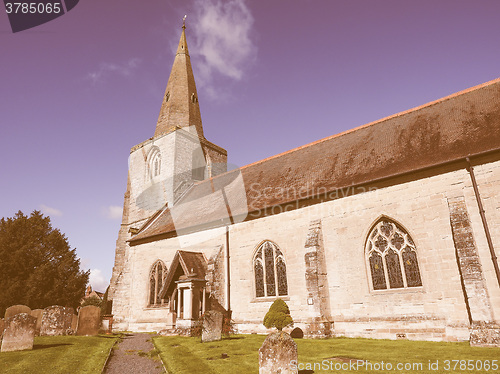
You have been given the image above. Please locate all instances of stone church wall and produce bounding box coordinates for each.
[114,159,500,342]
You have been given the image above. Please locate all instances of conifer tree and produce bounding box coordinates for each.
[263,299,293,331]
[0,210,89,316]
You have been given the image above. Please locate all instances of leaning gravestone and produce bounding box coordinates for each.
[40,306,75,336]
[259,331,298,374]
[71,314,78,332]
[202,310,223,343]
[1,313,37,352]
[76,306,101,336]
[4,305,31,320]
[30,309,43,336]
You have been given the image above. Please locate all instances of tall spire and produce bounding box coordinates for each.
[155,20,204,138]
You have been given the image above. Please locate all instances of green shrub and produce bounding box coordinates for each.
[263,299,293,331]
[81,295,102,308]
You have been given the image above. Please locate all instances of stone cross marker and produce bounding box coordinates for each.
[259,331,298,374]
[201,310,223,343]
[4,305,31,320]
[76,306,101,336]
[30,309,43,336]
[40,306,75,336]
[1,313,37,352]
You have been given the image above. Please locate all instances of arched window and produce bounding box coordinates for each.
[149,260,167,306]
[147,148,161,180]
[253,241,288,298]
[366,218,422,290]
[192,147,206,181]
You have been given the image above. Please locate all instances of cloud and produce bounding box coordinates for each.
[86,58,141,84]
[103,205,123,220]
[40,204,63,217]
[191,0,256,90]
[89,269,108,292]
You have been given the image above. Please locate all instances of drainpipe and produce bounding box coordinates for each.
[466,157,500,288]
[225,225,231,312]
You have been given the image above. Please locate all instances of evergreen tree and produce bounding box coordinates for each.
[263,299,293,331]
[0,210,89,317]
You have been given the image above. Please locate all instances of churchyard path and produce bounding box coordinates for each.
[104,333,165,374]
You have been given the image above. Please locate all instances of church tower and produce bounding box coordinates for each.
[108,23,227,327]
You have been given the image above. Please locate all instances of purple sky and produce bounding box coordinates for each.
[1,0,499,291]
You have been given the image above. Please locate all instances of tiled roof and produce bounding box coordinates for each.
[131,78,500,244]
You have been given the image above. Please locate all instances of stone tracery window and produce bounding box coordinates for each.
[149,260,167,306]
[253,241,288,298]
[366,218,422,290]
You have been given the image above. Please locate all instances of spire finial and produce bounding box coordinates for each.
[182,15,187,30]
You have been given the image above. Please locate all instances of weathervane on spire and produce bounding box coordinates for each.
[183,15,187,29]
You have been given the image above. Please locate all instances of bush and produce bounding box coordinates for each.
[81,295,102,308]
[263,299,293,331]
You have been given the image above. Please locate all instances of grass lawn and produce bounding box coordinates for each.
[0,334,119,374]
[153,334,500,374]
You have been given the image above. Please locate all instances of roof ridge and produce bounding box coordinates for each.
[239,77,500,171]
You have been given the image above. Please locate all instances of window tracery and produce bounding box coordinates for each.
[253,241,288,298]
[149,260,167,306]
[366,218,422,290]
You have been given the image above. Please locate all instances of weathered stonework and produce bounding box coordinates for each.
[1,313,36,352]
[4,305,31,320]
[303,219,332,338]
[40,306,75,336]
[259,331,298,374]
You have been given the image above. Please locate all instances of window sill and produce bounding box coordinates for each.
[251,296,290,303]
[370,286,424,294]
[144,305,169,310]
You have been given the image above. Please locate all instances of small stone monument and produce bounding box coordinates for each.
[76,306,101,336]
[201,310,223,343]
[4,305,31,320]
[259,331,298,374]
[1,313,37,352]
[30,309,43,336]
[40,306,75,336]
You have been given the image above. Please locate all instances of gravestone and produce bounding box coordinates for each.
[202,310,224,343]
[71,314,78,331]
[40,306,75,336]
[290,327,304,339]
[30,309,43,336]
[259,331,298,374]
[1,313,37,352]
[0,318,5,337]
[4,305,31,320]
[76,306,101,336]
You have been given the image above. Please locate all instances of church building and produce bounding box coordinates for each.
[109,24,500,345]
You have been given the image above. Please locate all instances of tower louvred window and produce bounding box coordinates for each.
[253,241,288,298]
[366,218,422,290]
[148,148,161,180]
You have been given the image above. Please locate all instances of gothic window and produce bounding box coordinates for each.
[149,260,167,306]
[366,218,422,290]
[253,241,288,298]
[148,148,161,180]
